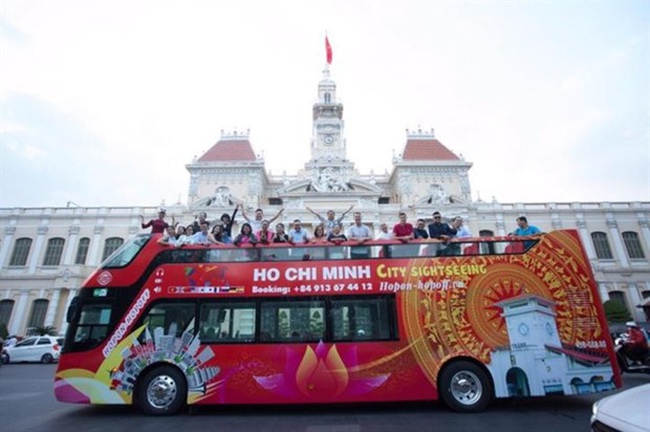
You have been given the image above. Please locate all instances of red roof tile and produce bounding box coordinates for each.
[402,139,460,161]
[198,140,257,162]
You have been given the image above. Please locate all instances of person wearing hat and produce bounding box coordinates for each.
[140,208,174,234]
[621,321,649,364]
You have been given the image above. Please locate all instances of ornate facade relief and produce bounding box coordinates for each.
[308,167,351,192]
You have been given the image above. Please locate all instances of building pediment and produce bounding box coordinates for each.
[278,177,381,195]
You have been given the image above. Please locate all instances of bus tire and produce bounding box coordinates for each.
[439,360,492,413]
[138,365,187,416]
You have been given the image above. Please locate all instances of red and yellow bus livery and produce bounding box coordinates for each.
[54,230,621,415]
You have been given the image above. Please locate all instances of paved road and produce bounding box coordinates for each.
[1,363,648,432]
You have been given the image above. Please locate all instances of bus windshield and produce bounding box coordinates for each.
[101,234,150,268]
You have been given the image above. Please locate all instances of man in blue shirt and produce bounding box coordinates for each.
[509,216,542,249]
[511,216,541,236]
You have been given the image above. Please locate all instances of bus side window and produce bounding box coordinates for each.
[199,302,256,343]
[141,302,195,339]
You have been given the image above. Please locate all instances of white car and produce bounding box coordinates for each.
[591,383,650,432]
[1,336,64,364]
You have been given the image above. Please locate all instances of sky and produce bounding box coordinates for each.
[0,0,648,208]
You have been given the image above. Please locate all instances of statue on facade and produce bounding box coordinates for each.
[308,168,350,192]
[207,187,232,207]
[428,184,450,205]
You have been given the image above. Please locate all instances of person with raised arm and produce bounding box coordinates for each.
[140,207,174,234]
[306,204,354,235]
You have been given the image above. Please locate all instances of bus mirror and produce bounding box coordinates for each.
[66,296,80,323]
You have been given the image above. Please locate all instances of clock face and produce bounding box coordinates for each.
[322,134,335,145]
[518,322,529,336]
[546,322,554,336]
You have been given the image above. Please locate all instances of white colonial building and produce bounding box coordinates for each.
[1,65,649,337]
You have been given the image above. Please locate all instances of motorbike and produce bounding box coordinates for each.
[614,334,650,374]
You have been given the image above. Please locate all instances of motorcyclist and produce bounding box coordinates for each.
[621,321,649,364]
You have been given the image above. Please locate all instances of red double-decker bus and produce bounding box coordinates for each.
[54,230,621,415]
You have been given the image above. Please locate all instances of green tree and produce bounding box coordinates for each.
[33,325,58,336]
[603,300,632,323]
[0,322,8,339]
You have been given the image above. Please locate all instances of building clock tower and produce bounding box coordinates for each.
[310,67,347,163]
[304,64,355,193]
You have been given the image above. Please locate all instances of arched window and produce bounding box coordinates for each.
[43,237,65,266]
[608,291,629,313]
[0,299,15,326]
[9,238,32,266]
[622,231,645,259]
[75,237,90,265]
[591,232,613,259]
[324,93,331,104]
[102,237,124,261]
[27,299,49,328]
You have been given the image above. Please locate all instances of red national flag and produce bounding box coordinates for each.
[325,36,333,64]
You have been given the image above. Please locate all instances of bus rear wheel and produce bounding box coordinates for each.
[138,365,187,416]
[439,360,492,413]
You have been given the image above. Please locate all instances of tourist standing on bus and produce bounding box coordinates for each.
[157,226,178,246]
[393,212,414,243]
[210,224,228,244]
[289,219,310,244]
[175,225,193,246]
[375,223,393,240]
[140,208,173,234]
[234,223,258,246]
[509,216,542,249]
[452,216,472,238]
[256,220,274,245]
[428,211,456,256]
[509,216,541,237]
[306,205,354,235]
[327,224,348,243]
[310,224,328,244]
[191,212,209,234]
[428,211,457,240]
[347,212,372,258]
[414,219,429,239]
[241,206,284,232]
[273,223,291,243]
[192,221,214,245]
[219,206,239,243]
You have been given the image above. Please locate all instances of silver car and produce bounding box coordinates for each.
[1,336,64,364]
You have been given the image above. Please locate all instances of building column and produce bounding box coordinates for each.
[0,226,17,267]
[62,226,81,266]
[576,219,596,260]
[87,226,105,267]
[607,219,629,267]
[626,283,644,322]
[28,225,49,274]
[44,288,61,328]
[495,219,507,236]
[10,291,29,335]
[597,282,609,303]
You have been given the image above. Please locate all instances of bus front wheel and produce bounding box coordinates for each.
[439,360,492,413]
[138,365,187,416]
